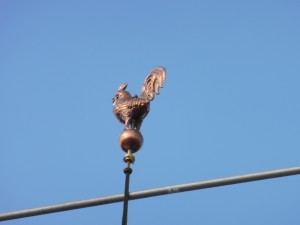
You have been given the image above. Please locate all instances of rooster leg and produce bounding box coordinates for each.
[124,116,131,129]
[135,119,143,131]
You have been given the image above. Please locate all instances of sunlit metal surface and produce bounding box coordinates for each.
[113,67,166,132]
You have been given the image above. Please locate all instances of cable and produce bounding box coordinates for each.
[1,166,300,221]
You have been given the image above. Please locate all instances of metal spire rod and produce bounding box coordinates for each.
[1,166,300,222]
[122,150,135,225]
[122,167,132,225]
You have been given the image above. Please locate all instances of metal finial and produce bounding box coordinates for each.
[113,67,166,225]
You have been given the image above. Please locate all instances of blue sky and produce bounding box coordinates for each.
[1,1,300,224]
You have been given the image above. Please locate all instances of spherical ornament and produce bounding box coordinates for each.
[119,129,143,153]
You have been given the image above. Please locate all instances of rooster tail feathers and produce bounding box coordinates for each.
[140,67,166,102]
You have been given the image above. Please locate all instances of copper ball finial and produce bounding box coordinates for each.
[119,129,143,153]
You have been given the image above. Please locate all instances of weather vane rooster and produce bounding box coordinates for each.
[113,67,166,131]
[113,67,166,225]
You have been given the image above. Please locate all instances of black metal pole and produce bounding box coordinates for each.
[122,167,132,225]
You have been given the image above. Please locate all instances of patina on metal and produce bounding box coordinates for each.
[113,67,166,225]
[119,129,143,154]
[113,66,166,131]
[113,66,166,154]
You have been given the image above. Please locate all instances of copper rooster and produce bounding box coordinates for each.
[113,67,166,131]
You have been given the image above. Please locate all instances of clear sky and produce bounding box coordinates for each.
[1,1,300,224]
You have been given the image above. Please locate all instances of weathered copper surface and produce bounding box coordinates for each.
[113,67,166,131]
[119,129,143,153]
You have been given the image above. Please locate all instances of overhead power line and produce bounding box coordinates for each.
[1,166,300,221]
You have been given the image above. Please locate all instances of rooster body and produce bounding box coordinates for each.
[113,67,166,131]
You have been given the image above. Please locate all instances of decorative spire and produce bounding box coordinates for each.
[112,67,167,225]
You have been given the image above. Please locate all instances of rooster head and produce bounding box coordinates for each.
[112,83,132,105]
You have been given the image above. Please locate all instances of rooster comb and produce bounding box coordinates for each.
[118,83,128,91]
